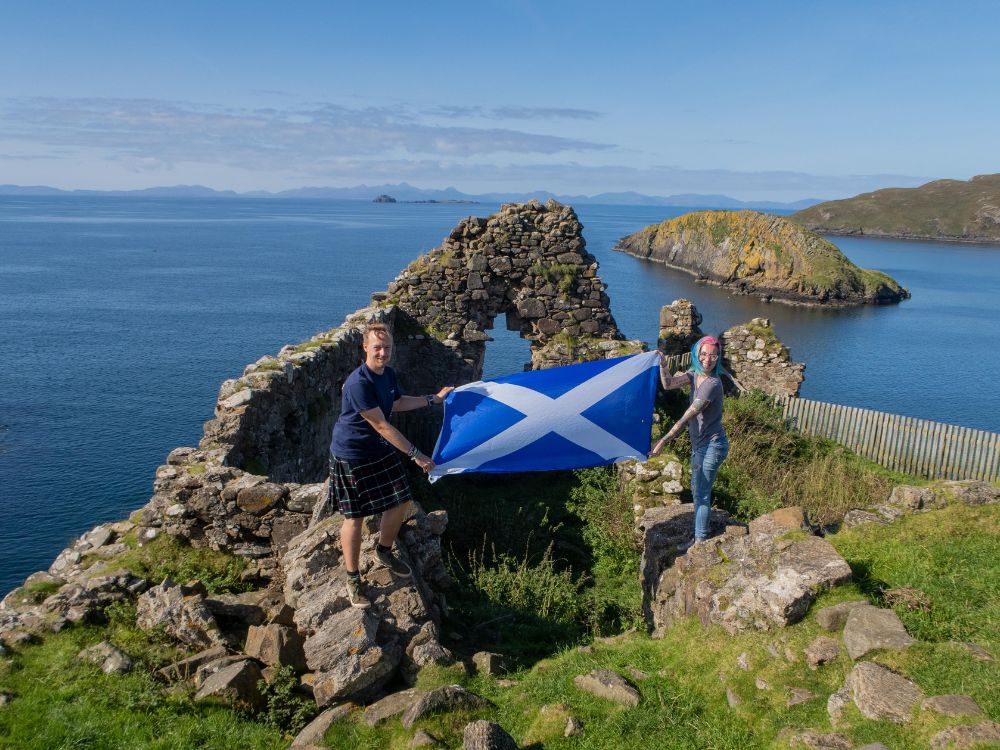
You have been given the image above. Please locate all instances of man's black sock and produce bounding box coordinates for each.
[347,570,361,581]
[376,543,392,554]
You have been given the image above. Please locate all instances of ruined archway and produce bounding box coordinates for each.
[380,199,628,394]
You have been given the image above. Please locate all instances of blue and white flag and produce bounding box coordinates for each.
[429,351,660,481]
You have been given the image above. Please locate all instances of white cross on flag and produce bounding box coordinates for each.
[429,351,660,481]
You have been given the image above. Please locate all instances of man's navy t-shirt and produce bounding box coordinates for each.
[330,363,402,459]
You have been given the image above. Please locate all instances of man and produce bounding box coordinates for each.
[328,322,453,608]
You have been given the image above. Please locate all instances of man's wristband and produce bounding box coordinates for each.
[407,444,418,459]
[425,394,434,408]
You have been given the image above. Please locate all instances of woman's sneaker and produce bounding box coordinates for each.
[677,538,705,553]
[346,576,371,609]
[375,545,412,579]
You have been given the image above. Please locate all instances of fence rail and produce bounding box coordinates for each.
[780,397,1000,482]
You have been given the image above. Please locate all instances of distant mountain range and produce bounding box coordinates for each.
[792,173,1000,243]
[0,182,821,210]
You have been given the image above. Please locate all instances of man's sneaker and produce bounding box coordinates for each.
[375,544,412,579]
[345,576,371,609]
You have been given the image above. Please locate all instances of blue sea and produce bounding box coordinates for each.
[2,196,999,595]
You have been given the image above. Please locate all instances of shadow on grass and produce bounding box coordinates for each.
[411,470,625,666]
[843,558,886,602]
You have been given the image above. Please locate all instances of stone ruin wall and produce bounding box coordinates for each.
[657,298,704,356]
[134,200,642,580]
[381,198,638,371]
[657,298,804,399]
[133,294,800,587]
[721,319,805,398]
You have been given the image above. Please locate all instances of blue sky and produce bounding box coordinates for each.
[1,1,997,200]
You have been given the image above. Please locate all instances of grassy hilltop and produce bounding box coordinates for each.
[792,173,1000,243]
[615,210,909,306]
[2,392,997,749]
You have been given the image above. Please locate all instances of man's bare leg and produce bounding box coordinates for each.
[341,517,364,572]
[375,503,413,578]
[378,503,408,548]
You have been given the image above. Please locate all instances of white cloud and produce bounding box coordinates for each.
[0,97,613,168]
[426,105,602,121]
[0,96,929,200]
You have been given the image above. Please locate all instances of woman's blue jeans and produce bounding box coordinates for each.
[691,435,729,540]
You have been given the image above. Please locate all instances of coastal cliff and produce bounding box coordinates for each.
[615,210,909,306]
[792,173,1000,243]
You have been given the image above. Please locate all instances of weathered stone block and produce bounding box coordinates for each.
[363,688,424,726]
[843,604,916,659]
[814,600,866,631]
[194,659,266,713]
[472,651,507,676]
[921,694,984,717]
[463,720,517,750]
[136,579,227,650]
[401,685,493,728]
[572,669,640,706]
[244,624,307,672]
[845,661,922,723]
[237,482,287,514]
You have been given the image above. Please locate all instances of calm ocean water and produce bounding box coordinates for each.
[2,196,999,595]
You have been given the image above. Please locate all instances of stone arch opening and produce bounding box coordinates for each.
[384,199,630,380]
[481,312,533,379]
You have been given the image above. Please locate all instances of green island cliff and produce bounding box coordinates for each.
[791,173,1000,243]
[615,210,909,306]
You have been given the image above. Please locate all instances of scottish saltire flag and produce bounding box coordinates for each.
[429,351,660,481]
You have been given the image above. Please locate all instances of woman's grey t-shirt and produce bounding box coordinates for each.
[686,373,726,450]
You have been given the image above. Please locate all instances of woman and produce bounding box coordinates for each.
[651,336,729,550]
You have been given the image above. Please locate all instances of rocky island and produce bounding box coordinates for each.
[615,210,910,306]
[792,173,1000,243]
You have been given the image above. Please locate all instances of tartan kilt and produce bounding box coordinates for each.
[328,451,413,519]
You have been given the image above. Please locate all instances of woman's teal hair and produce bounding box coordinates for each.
[689,336,724,376]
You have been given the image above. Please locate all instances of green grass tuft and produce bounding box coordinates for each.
[0,627,287,750]
[828,503,1000,649]
[102,534,250,594]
